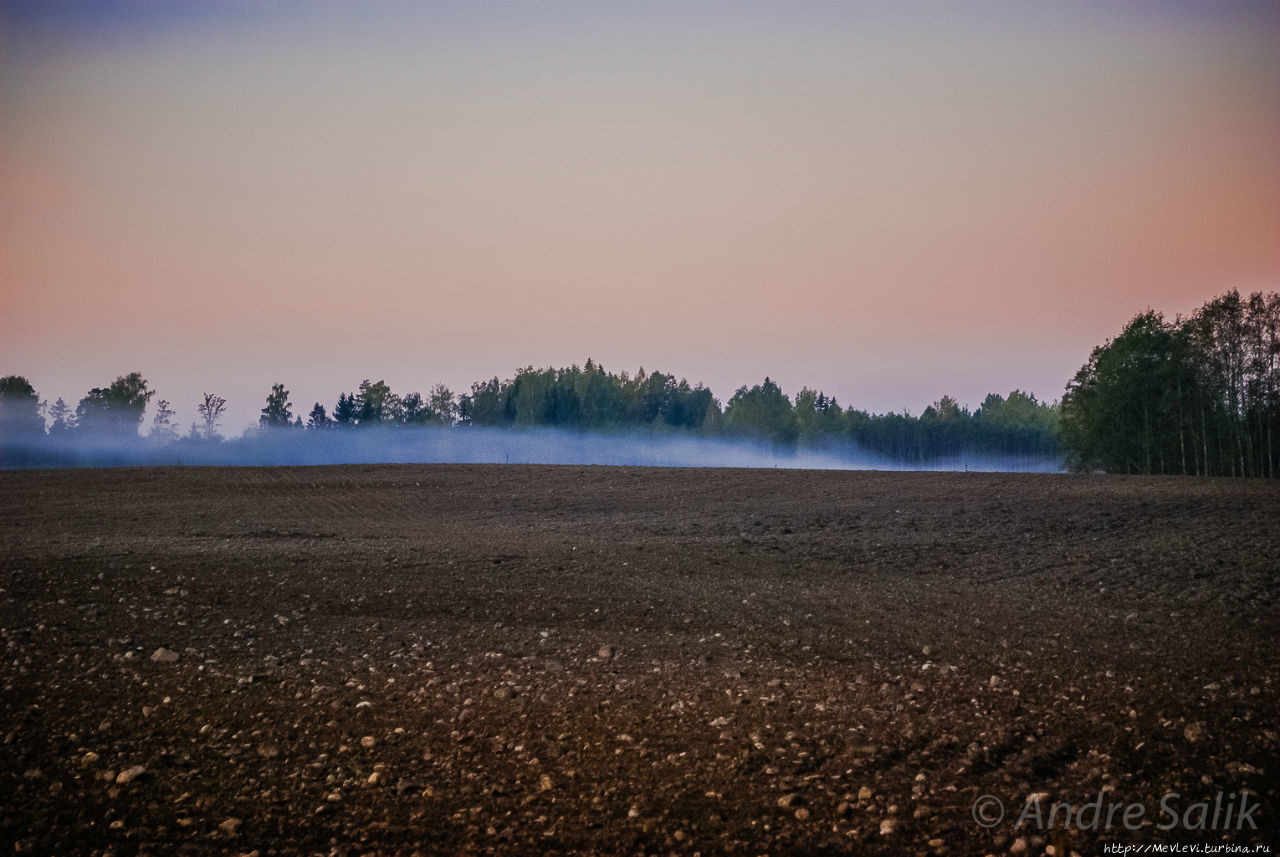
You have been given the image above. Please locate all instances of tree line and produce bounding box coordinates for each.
[7,289,1274,475]
[1062,289,1280,477]
[0,358,1062,467]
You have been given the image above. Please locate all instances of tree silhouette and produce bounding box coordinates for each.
[47,397,75,437]
[307,402,331,430]
[194,393,227,440]
[0,375,46,440]
[356,379,396,425]
[76,373,153,438]
[333,393,357,427]
[4,356,1086,468]
[259,383,294,429]
[428,383,456,426]
[151,399,178,444]
[724,378,799,447]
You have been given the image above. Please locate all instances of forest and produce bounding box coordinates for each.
[1062,290,1280,477]
[0,361,1059,470]
[2,290,1275,475]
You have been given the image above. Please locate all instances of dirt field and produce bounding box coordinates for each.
[1,465,1277,856]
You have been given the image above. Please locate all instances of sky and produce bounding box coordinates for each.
[3,1,1278,434]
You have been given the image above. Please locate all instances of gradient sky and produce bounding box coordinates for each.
[3,1,1278,433]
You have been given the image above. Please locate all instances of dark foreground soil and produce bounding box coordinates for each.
[1,465,1277,856]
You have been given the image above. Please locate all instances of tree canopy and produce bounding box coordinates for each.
[13,294,1278,476]
[0,352,1080,471]
[1,376,46,440]
[1062,290,1280,477]
[75,372,153,437]
[2,364,1067,469]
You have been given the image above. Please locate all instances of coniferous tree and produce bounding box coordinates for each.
[333,393,357,427]
[307,402,331,430]
[47,397,75,437]
[259,383,294,429]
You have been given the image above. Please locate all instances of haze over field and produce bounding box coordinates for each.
[3,1,1278,434]
[1,425,1064,473]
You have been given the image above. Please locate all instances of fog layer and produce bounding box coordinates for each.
[3,427,1063,473]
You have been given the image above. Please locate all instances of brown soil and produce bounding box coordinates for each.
[1,465,1277,856]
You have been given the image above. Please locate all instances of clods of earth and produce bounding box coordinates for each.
[1,465,1276,855]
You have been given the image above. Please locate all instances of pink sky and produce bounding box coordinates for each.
[3,2,1278,433]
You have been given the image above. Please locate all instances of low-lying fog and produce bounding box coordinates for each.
[4,427,1063,473]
